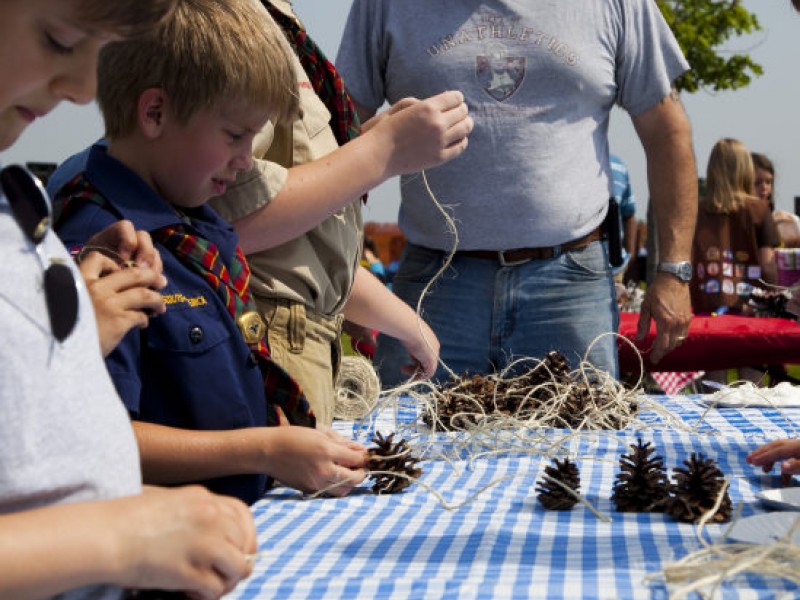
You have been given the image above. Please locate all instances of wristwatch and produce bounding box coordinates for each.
[657,261,692,283]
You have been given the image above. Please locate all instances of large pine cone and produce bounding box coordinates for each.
[666,452,732,523]
[537,457,581,510]
[367,432,423,494]
[612,439,670,512]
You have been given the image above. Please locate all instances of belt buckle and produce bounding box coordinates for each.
[498,250,532,267]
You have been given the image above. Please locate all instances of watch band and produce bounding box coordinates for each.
[657,261,692,283]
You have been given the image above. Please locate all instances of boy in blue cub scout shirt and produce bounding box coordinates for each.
[53,0,368,505]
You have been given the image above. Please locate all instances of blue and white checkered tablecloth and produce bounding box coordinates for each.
[229,396,800,599]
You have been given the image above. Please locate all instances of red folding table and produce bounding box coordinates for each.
[617,312,800,373]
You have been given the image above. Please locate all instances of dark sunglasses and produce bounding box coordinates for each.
[1,165,79,342]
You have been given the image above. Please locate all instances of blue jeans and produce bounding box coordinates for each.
[374,241,620,387]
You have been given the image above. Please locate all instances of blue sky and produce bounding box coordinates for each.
[2,0,799,223]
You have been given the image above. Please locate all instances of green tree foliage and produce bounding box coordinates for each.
[657,0,762,93]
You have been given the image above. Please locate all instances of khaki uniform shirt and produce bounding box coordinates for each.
[209,0,361,316]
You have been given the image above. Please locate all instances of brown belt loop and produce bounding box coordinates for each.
[457,227,602,265]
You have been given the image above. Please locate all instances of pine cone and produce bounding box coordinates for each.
[666,453,732,523]
[367,432,423,494]
[612,439,670,512]
[424,373,492,431]
[517,350,572,388]
[537,457,581,510]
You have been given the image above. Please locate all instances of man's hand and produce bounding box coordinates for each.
[636,274,692,364]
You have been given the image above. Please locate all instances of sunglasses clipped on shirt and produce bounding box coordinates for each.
[1,165,79,342]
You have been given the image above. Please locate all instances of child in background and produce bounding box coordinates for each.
[54,0,368,506]
[0,0,258,598]
[691,138,779,315]
[361,235,387,283]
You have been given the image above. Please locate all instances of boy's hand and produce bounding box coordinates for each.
[261,426,368,496]
[79,252,167,356]
[368,90,473,177]
[359,97,417,134]
[110,486,256,599]
[398,319,440,381]
[317,424,368,452]
[85,220,164,274]
[746,439,800,485]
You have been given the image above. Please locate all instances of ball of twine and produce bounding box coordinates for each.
[334,355,381,420]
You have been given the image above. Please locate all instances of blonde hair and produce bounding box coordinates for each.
[98,0,298,138]
[76,0,177,38]
[702,138,756,214]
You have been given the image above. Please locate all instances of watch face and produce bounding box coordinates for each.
[659,261,692,282]
[678,262,692,281]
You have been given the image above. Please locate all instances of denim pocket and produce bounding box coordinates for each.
[562,241,609,279]
[394,244,447,284]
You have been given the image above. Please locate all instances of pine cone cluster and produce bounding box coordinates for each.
[612,445,731,523]
[367,432,423,495]
[611,439,670,512]
[425,351,633,431]
[666,452,732,524]
[537,457,581,510]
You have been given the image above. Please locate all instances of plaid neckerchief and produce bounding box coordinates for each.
[55,174,315,428]
[265,2,361,148]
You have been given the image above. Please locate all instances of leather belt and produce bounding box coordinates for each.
[456,227,602,266]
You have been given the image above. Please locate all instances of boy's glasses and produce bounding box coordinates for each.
[1,165,79,342]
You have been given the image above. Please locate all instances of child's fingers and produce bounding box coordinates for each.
[333,445,369,470]
[78,251,122,280]
[325,466,367,497]
[782,458,800,477]
[428,89,465,110]
[386,97,418,115]
[105,265,168,293]
[318,425,367,451]
[748,440,800,465]
[134,230,163,274]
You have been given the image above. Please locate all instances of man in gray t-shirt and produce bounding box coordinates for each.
[337,0,697,384]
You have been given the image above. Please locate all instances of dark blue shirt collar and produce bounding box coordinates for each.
[84,143,232,237]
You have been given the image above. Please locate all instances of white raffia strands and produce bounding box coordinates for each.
[648,482,800,599]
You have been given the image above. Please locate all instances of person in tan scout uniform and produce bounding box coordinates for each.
[210,0,473,424]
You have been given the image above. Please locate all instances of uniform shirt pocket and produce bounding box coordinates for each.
[147,290,232,354]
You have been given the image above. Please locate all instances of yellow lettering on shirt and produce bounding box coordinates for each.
[162,293,208,308]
